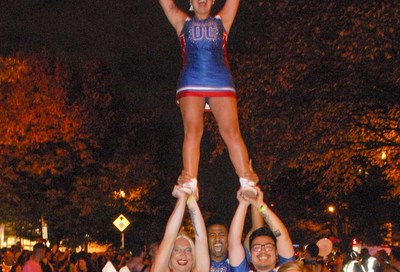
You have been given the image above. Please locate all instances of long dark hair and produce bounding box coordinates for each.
[11,250,32,272]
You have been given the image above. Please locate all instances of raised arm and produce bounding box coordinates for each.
[247,187,295,259]
[228,189,250,267]
[158,0,188,35]
[151,185,187,272]
[186,196,210,272]
[243,162,264,250]
[244,203,265,250]
[217,0,240,34]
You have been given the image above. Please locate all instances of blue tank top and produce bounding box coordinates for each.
[176,16,236,95]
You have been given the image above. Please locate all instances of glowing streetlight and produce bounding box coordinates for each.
[327,205,338,238]
[327,205,335,214]
[381,151,387,160]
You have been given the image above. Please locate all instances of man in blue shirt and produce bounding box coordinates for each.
[207,217,230,272]
[228,187,296,272]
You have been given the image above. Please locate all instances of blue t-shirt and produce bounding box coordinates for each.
[230,254,297,272]
[211,259,231,272]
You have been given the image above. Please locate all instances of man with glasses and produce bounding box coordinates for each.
[228,186,296,272]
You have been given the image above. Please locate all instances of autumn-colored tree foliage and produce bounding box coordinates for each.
[0,52,179,247]
[0,50,186,248]
[0,53,119,245]
[201,1,400,245]
[206,1,400,196]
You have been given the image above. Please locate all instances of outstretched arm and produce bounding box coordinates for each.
[151,185,187,272]
[228,189,250,267]
[246,187,295,259]
[158,0,187,35]
[218,0,240,34]
[244,203,265,250]
[243,161,264,250]
[187,196,210,272]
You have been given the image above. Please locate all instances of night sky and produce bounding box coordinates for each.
[1,0,207,88]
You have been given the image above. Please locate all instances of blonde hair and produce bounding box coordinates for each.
[278,261,305,272]
[168,233,196,271]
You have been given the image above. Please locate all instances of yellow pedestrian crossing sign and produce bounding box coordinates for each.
[113,214,130,232]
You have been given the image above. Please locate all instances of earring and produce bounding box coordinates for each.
[189,2,194,11]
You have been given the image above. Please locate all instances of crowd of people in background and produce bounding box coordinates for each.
[0,241,158,272]
[1,184,399,272]
[1,219,399,272]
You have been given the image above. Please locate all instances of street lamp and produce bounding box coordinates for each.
[326,205,338,238]
[327,203,352,252]
[327,205,335,214]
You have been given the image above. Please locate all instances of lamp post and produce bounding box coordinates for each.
[327,203,353,252]
[327,205,338,237]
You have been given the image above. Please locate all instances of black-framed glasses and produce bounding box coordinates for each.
[251,243,276,252]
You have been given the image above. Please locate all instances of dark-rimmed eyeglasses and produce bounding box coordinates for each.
[251,243,276,252]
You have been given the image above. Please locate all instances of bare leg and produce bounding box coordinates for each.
[179,96,206,179]
[208,97,255,179]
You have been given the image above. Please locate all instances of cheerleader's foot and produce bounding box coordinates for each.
[179,178,199,200]
[240,177,258,199]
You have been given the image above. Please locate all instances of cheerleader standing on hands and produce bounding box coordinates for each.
[158,0,259,197]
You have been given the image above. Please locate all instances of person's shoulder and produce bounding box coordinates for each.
[278,254,297,265]
[180,17,193,30]
[211,15,223,24]
[22,260,33,267]
[21,261,32,272]
[229,257,249,272]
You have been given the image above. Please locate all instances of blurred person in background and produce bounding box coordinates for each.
[119,244,149,272]
[374,250,389,272]
[144,240,160,269]
[343,251,361,272]
[74,253,93,272]
[301,243,324,272]
[11,250,32,272]
[94,254,107,272]
[41,247,55,272]
[1,249,15,272]
[23,243,46,272]
[388,247,400,272]
[359,248,379,272]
